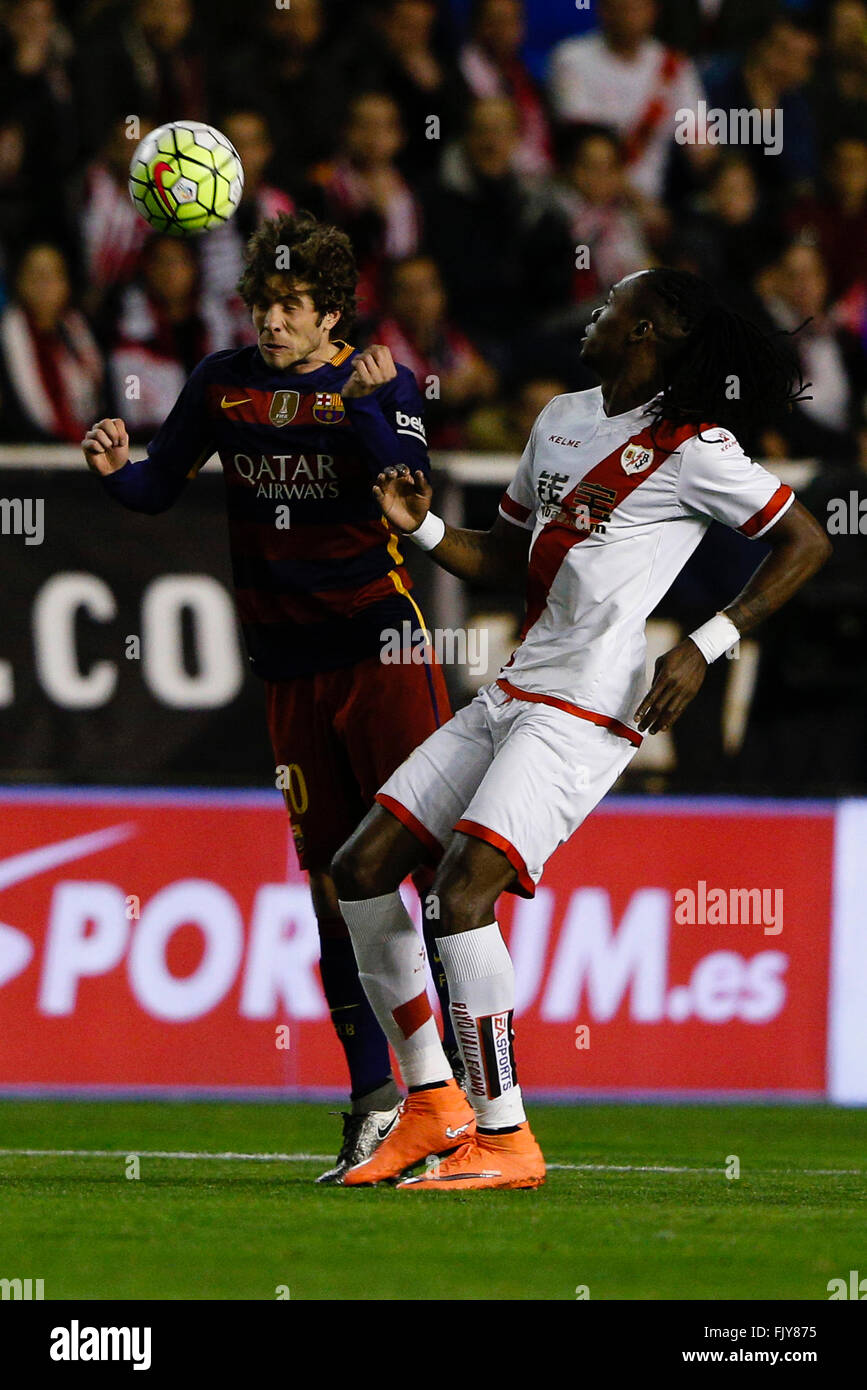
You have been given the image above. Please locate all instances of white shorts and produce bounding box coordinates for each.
[376,681,638,896]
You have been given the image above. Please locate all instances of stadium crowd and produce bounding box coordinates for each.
[0,0,865,789]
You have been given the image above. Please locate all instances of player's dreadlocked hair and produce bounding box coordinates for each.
[641,268,810,451]
[237,210,358,338]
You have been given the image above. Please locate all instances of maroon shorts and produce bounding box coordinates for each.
[265,653,451,872]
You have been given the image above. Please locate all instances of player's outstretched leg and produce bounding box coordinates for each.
[335,819,544,1189]
[413,864,468,1093]
[302,871,401,1184]
[397,834,545,1192]
[333,805,476,1185]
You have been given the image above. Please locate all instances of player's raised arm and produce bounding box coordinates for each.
[373,463,531,587]
[372,387,543,585]
[85,358,215,515]
[341,345,434,481]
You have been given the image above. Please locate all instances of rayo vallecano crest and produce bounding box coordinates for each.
[269,390,300,426]
[620,442,655,475]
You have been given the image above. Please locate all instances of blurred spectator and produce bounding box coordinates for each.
[705,14,819,201]
[76,116,153,322]
[787,137,867,299]
[199,110,295,349]
[0,0,78,245]
[374,254,497,447]
[458,0,552,174]
[77,0,206,158]
[0,242,103,442]
[834,277,867,366]
[548,0,710,203]
[106,236,218,440]
[353,0,467,176]
[810,0,867,148]
[215,0,342,185]
[310,92,422,326]
[466,375,568,452]
[752,240,863,462]
[552,124,654,309]
[0,118,32,285]
[655,0,782,55]
[422,96,574,373]
[676,153,781,305]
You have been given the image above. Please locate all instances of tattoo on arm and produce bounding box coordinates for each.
[725,592,771,636]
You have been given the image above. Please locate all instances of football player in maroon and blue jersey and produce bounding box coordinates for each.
[82,212,458,1181]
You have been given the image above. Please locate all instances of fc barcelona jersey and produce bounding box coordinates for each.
[100,342,432,678]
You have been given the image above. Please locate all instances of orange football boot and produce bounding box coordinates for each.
[395,1121,546,1191]
[342,1078,475,1186]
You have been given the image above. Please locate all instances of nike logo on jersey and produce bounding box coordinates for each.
[444,1121,473,1139]
[221,396,253,408]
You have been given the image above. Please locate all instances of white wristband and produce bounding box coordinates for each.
[688,612,740,664]
[408,511,446,551]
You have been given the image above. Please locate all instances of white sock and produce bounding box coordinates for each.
[436,923,526,1130]
[339,892,453,1089]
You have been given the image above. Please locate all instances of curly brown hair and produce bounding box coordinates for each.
[237,210,358,338]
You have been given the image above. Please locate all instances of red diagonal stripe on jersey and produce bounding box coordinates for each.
[519,419,705,640]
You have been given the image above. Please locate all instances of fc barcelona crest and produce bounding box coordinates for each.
[269,390,300,426]
[620,442,655,475]
[312,392,345,424]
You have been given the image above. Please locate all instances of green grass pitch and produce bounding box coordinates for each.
[0,1100,864,1301]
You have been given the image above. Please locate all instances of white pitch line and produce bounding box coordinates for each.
[0,1148,332,1162]
[548,1162,864,1176]
[547,1163,715,1173]
[0,1149,861,1177]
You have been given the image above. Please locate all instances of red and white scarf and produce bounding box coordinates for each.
[1,304,103,440]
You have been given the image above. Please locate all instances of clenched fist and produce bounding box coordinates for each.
[341,344,397,399]
[82,418,130,476]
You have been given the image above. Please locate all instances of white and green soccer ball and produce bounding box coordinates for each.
[128,121,244,235]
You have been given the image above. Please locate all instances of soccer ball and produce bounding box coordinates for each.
[128,121,244,235]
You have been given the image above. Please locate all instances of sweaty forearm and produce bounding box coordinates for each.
[425,524,521,588]
[724,534,830,637]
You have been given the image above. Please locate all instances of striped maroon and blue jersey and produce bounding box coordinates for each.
[100,341,432,678]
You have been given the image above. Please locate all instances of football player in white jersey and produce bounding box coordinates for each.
[330,269,832,1191]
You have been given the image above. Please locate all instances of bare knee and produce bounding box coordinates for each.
[331,805,421,900]
[331,830,384,900]
[431,841,511,936]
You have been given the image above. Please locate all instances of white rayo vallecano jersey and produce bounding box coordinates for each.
[497,387,794,744]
